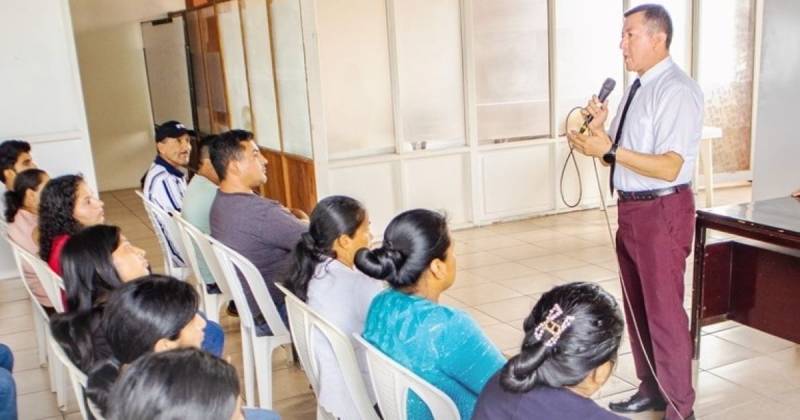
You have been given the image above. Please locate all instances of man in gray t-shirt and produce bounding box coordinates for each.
[209,130,308,334]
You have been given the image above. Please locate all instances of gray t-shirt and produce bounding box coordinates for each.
[209,191,307,318]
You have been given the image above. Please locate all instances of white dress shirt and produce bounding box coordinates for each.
[307,258,385,419]
[607,56,704,192]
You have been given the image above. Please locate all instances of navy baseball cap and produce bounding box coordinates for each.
[155,121,195,142]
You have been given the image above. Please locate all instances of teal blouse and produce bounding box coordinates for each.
[362,289,505,420]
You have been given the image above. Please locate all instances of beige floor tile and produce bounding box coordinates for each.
[0,300,32,319]
[450,227,499,241]
[17,390,64,419]
[438,293,468,309]
[518,254,586,272]
[443,283,522,306]
[495,272,559,295]
[449,270,492,290]
[551,265,618,284]
[475,296,536,322]
[594,374,636,399]
[709,355,800,397]
[698,336,761,370]
[13,366,51,395]
[700,397,796,420]
[0,330,38,352]
[464,262,537,281]
[273,393,318,420]
[569,245,618,264]
[483,220,542,235]
[482,323,525,352]
[531,237,598,253]
[0,286,29,304]
[693,372,760,418]
[510,228,565,244]
[460,235,528,252]
[455,252,508,270]
[461,307,502,327]
[10,347,45,372]
[715,326,795,354]
[0,314,34,336]
[487,243,554,261]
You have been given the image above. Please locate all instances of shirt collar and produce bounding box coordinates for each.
[638,56,673,87]
[154,155,185,178]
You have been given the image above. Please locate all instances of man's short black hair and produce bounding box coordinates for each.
[209,130,255,181]
[625,3,673,49]
[0,140,31,183]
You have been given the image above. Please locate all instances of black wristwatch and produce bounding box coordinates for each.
[603,144,618,164]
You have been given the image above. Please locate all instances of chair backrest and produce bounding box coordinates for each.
[208,236,288,337]
[173,213,232,297]
[8,239,65,313]
[7,238,55,321]
[352,335,461,420]
[275,283,379,420]
[135,190,189,280]
[49,338,93,420]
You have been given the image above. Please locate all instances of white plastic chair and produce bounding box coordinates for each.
[135,190,190,280]
[352,335,461,420]
[49,338,94,420]
[5,235,48,367]
[209,237,292,409]
[275,283,379,420]
[7,240,71,411]
[173,213,232,323]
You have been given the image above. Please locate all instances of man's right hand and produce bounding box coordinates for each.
[581,95,609,133]
[792,189,800,198]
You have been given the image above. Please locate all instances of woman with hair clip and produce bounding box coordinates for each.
[84,275,208,416]
[472,282,626,420]
[38,174,105,274]
[50,225,224,373]
[4,168,51,309]
[284,195,384,419]
[107,348,279,420]
[357,209,505,420]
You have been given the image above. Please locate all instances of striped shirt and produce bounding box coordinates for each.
[143,156,187,267]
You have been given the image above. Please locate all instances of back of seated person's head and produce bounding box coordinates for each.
[60,224,149,312]
[192,134,221,183]
[4,168,48,223]
[0,139,35,188]
[355,209,452,292]
[87,274,205,414]
[500,282,624,396]
[285,195,369,301]
[209,129,265,187]
[38,174,105,261]
[107,348,242,420]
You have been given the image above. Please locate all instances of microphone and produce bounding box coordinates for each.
[581,78,616,133]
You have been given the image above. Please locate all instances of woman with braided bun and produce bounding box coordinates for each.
[283,195,384,419]
[358,209,505,420]
[472,282,626,420]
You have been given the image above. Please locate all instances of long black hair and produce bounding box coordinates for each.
[107,348,239,420]
[61,224,126,312]
[87,274,200,415]
[4,168,47,223]
[49,225,127,372]
[38,174,84,262]
[284,195,366,301]
[355,209,450,289]
[500,282,624,393]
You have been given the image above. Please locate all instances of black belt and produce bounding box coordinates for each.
[617,183,690,202]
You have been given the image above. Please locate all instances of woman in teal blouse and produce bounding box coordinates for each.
[357,209,506,420]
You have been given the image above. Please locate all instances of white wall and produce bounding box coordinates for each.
[70,0,184,192]
[751,0,800,201]
[0,0,98,279]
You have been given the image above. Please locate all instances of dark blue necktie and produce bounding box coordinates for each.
[610,78,641,194]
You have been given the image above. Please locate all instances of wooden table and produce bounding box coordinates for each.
[691,197,800,358]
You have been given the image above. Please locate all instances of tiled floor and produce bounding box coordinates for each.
[4,185,800,420]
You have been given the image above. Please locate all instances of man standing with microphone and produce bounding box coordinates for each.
[567,4,702,420]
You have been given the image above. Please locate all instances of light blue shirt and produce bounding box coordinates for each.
[362,289,505,420]
[181,174,218,284]
[608,56,704,192]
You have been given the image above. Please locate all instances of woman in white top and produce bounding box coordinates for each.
[284,195,384,420]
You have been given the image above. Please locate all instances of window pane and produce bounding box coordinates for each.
[269,0,313,158]
[698,0,755,173]
[473,0,550,143]
[556,0,624,135]
[394,0,465,151]
[317,0,396,159]
[240,0,282,149]
[216,1,252,131]
[185,10,212,133]
[629,0,692,73]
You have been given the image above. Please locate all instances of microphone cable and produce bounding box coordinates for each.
[559,106,590,208]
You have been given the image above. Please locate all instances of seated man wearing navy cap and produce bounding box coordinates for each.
[142,120,193,268]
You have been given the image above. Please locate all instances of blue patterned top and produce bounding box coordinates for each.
[362,289,505,420]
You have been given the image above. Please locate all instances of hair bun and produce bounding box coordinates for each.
[355,246,405,285]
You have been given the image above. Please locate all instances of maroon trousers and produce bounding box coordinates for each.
[616,188,695,420]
